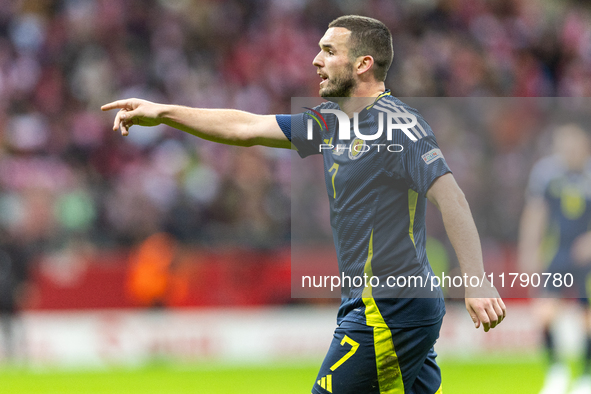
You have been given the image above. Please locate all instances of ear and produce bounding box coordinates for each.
[355,55,375,78]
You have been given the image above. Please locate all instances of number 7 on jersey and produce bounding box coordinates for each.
[329,163,339,199]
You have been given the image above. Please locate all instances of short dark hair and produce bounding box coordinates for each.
[328,15,393,82]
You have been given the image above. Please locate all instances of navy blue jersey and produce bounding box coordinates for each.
[278,92,451,328]
[528,158,591,269]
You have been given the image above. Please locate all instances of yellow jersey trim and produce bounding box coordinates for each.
[408,190,418,247]
[366,91,393,110]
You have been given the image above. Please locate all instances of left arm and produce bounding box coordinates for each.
[426,173,507,332]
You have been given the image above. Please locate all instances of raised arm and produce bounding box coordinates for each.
[101,98,291,149]
[426,173,507,332]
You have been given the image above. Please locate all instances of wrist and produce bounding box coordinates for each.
[157,104,173,124]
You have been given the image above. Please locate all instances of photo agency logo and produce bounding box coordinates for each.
[304,107,419,156]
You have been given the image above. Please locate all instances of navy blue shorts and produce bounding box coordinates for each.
[312,319,443,394]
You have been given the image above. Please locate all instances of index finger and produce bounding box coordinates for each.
[101,100,131,112]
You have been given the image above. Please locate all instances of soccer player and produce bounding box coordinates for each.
[519,124,591,394]
[103,15,506,394]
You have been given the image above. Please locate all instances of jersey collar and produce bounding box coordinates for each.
[365,89,392,110]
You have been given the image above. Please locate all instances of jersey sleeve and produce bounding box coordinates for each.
[275,112,323,158]
[401,135,452,196]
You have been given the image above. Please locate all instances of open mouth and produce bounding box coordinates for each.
[319,73,328,86]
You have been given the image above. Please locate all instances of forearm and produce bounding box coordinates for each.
[427,174,506,330]
[102,98,290,148]
[427,174,485,277]
[160,105,262,146]
[438,192,485,277]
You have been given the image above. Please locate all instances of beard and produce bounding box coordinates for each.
[320,64,357,98]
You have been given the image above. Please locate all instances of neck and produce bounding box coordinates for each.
[337,81,386,116]
[351,80,386,98]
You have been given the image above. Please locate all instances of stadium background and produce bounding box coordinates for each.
[0,0,590,392]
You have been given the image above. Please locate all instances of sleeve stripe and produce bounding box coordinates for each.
[380,101,428,137]
[275,114,292,142]
[373,104,423,140]
[374,104,423,140]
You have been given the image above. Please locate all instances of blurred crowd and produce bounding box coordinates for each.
[0,0,591,306]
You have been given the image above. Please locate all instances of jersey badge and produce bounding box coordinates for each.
[421,149,443,165]
[348,138,367,160]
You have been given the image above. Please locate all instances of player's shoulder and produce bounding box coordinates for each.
[369,95,433,142]
[371,95,422,117]
[530,155,565,181]
[528,155,566,197]
[308,100,339,113]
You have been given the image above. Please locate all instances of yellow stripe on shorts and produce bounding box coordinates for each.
[361,230,405,393]
[373,326,404,393]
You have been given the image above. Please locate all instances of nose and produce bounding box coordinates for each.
[313,51,323,68]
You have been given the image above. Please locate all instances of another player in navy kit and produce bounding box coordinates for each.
[103,15,506,394]
[520,124,591,394]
